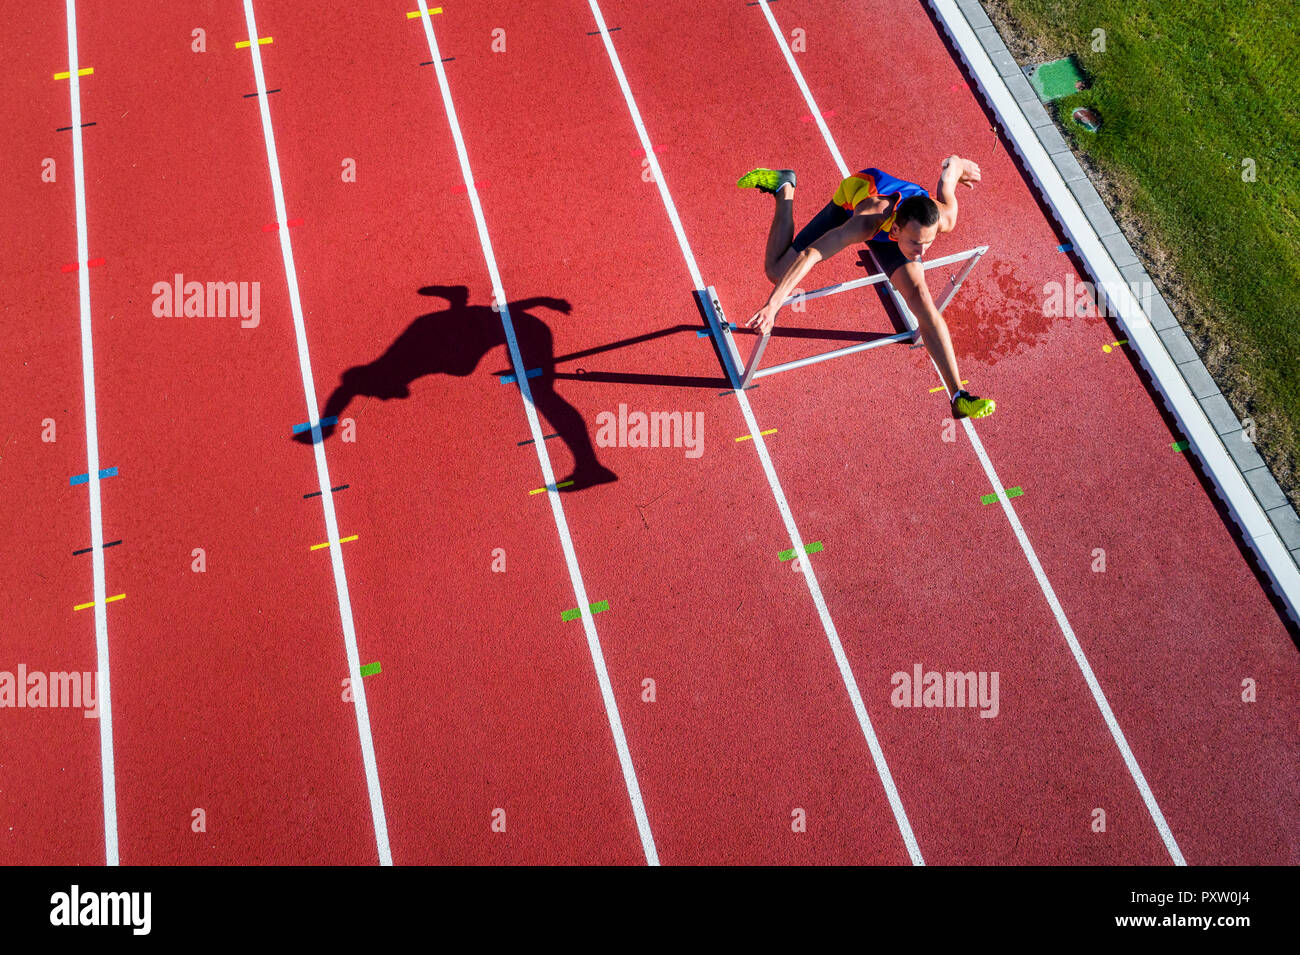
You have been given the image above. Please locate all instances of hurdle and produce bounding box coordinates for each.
[698,244,988,390]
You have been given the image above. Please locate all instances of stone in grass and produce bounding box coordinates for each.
[1072,107,1102,132]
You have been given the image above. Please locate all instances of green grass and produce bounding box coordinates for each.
[989,0,1300,497]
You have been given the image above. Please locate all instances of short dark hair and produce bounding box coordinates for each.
[895,195,940,230]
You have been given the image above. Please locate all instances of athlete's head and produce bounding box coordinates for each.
[890,195,941,260]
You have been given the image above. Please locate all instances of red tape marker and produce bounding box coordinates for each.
[630,144,667,156]
[800,109,836,122]
[60,257,105,273]
[262,218,304,232]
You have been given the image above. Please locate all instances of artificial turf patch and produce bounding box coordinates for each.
[1026,55,1088,102]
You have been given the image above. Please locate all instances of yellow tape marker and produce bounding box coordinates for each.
[1101,339,1129,353]
[406,7,443,17]
[529,480,574,495]
[735,429,778,443]
[74,593,125,612]
[53,67,94,80]
[311,534,359,551]
[235,37,273,48]
[929,379,968,394]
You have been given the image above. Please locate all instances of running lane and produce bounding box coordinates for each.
[417,1,922,864]
[0,2,107,865]
[771,0,1300,863]
[240,0,649,864]
[64,0,382,863]
[593,0,1191,863]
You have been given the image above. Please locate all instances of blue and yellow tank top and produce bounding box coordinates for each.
[832,168,930,243]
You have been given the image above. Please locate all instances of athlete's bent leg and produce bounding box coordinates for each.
[764,183,797,283]
[738,169,803,282]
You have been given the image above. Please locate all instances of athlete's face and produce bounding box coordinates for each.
[891,220,939,261]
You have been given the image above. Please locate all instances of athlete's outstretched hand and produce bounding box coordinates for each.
[746,302,778,336]
[943,154,981,189]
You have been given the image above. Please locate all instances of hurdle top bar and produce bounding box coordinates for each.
[930,0,1300,625]
[779,245,988,309]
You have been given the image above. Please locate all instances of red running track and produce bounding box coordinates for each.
[1,0,1296,865]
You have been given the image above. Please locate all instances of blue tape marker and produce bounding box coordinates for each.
[697,323,736,337]
[292,416,338,435]
[500,368,543,385]
[70,466,117,486]
[1057,242,1073,253]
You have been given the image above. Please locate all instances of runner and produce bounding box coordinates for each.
[738,158,995,419]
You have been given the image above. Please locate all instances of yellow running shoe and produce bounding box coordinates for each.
[952,390,996,419]
[737,168,797,194]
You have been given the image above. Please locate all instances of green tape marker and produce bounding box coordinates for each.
[778,541,824,561]
[981,486,1024,505]
[1172,440,1189,452]
[360,661,381,677]
[561,599,610,622]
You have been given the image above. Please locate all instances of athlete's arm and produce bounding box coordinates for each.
[934,155,981,233]
[746,211,884,334]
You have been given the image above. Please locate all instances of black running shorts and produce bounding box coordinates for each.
[792,200,912,279]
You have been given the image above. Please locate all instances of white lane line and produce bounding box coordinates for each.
[964,417,1187,863]
[241,0,392,866]
[587,0,924,866]
[64,0,119,867]
[752,0,1186,865]
[412,0,659,866]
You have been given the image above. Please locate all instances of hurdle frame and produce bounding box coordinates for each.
[700,244,988,390]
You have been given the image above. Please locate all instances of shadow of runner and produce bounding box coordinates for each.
[298,284,616,491]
